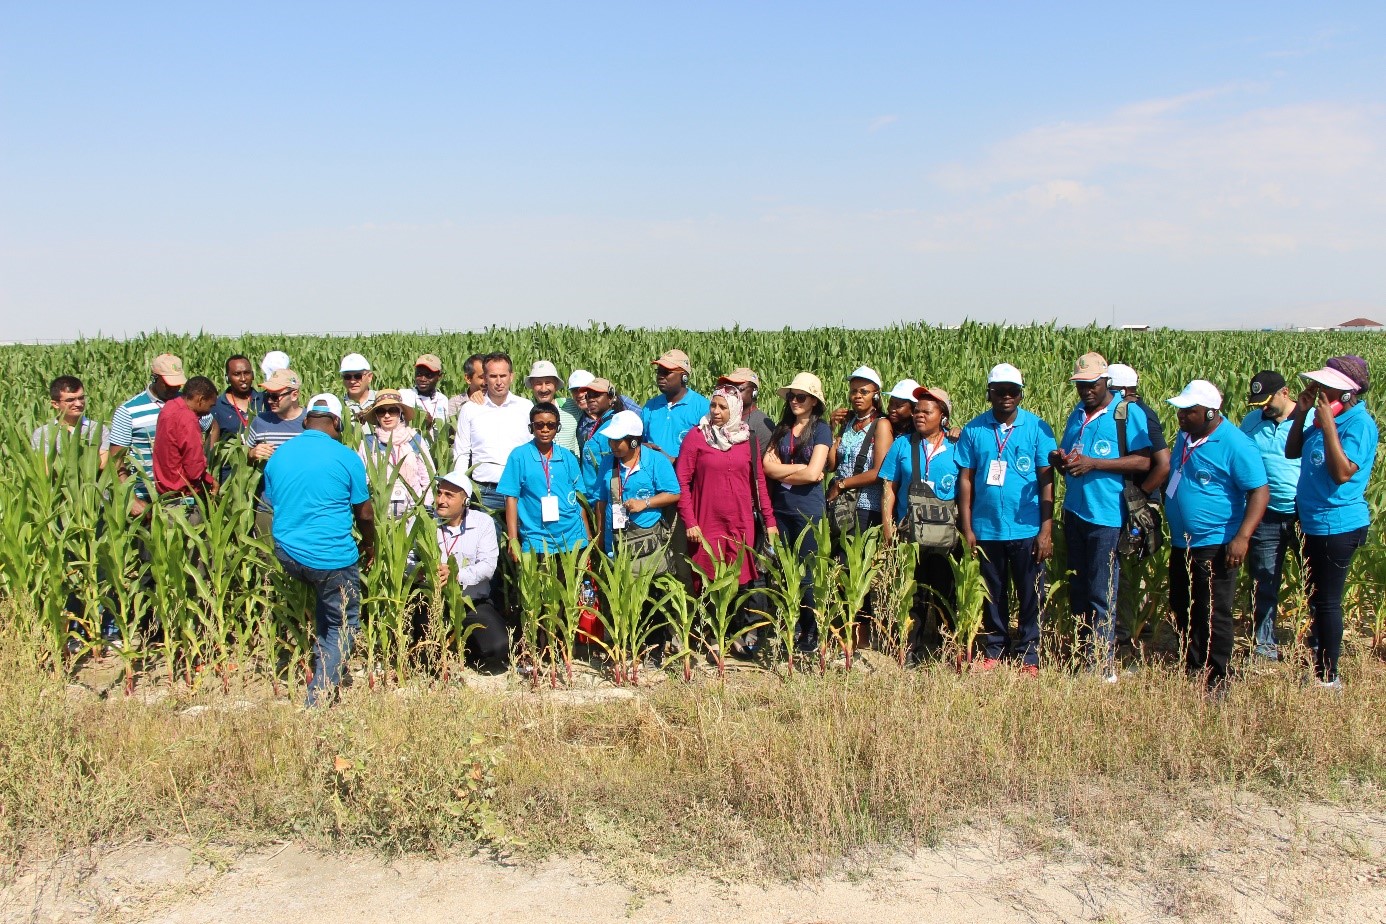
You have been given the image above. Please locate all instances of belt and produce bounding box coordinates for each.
[160,495,199,507]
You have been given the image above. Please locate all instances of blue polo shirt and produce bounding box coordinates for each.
[641,390,710,459]
[955,408,1058,541]
[880,434,960,523]
[1165,420,1268,549]
[497,441,589,554]
[263,430,370,570]
[595,448,680,552]
[1058,399,1152,528]
[1238,409,1300,515]
[580,409,617,499]
[211,390,265,440]
[1297,402,1377,536]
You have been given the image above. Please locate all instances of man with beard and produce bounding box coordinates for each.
[1239,371,1302,661]
[400,353,450,438]
[208,355,264,444]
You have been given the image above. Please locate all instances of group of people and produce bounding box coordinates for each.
[33,343,1377,705]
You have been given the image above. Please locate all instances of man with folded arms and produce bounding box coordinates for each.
[1164,380,1268,692]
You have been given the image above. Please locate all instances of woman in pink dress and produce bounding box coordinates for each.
[677,386,778,587]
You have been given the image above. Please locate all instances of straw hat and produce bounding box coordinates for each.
[365,389,414,424]
[776,372,826,410]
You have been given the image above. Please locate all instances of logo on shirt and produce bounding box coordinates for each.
[940,474,956,493]
[1311,450,1325,467]
[1014,455,1033,474]
[1195,469,1213,487]
[567,490,578,505]
[1093,439,1113,457]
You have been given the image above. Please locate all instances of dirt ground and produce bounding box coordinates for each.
[6,798,1385,924]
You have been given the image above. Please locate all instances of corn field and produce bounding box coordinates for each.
[2,322,1384,690]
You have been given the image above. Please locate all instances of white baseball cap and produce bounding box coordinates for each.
[340,353,371,374]
[260,350,290,379]
[598,410,644,441]
[568,369,595,391]
[305,393,345,421]
[436,464,474,496]
[527,360,562,384]
[1167,380,1223,410]
[846,365,883,389]
[888,379,921,402]
[1107,363,1139,389]
[987,363,1024,387]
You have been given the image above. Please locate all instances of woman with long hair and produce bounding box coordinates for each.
[762,372,832,651]
[827,366,893,531]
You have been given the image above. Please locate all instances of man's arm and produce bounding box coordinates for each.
[1139,448,1171,496]
[1036,466,1055,561]
[1226,486,1269,568]
[956,467,976,549]
[353,499,376,570]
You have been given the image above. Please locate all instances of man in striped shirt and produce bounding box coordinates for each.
[108,353,188,516]
[246,368,307,535]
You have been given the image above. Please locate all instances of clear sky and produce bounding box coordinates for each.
[2,2,1383,338]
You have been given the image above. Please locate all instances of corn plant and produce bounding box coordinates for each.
[834,524,882,671]
[511,543,559,688]
[758,530,812,675]
[597,542,667,685]
[658,574,699,682]
[808,516,843,674]
[544,543,598,686]
[694,550,760,681]
[871,538,919,666]
[944,548,988,667]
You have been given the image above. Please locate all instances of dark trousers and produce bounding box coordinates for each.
[1063,511,1121,672]
[1169,544,1236,687]
[977,537,1045,666]
[1304,527,1368,682]
[909,549,957,655]
[274,543,361,707]
[1246,510,1298,658]
[775,507,823,640]
[411,596,509,667]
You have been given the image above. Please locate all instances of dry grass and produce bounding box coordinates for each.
[2,598,1384,882]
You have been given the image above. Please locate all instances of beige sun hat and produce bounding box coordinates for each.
[364,389,415,424]
[776,372,826,410]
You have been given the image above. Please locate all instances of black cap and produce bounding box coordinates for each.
[1247,371,1286,407]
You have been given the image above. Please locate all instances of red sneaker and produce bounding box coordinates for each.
[977,657,1002,672]
[1019,664,1039,678]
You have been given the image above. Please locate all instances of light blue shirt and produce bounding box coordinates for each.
[641,389,710,459]
[1058,399,1152,528]
[595,448,680,553]
[955,408,1058,542]
[496,441,589,554]
[1165,420,1268,549]
[580,409,616,499]
[880,434,959,523]
[264,430,370,570]
[1296,401,1377,536]
[1238,409,1299,515]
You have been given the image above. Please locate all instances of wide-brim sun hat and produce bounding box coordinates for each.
[365,389,415,424]
[776,372,826,409]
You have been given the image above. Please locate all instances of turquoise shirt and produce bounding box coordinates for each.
[1165,419,1268,549]
[264,430,370,570]
[595,448,680,553]
[580,409,616,499]
[880,433,960,523]
[955,408,1058,542]
[1058,399,1152,528]
[496,441,589,554]
[1238,409,1300,515]
[641,389,710,459]
[1296,402,1377,536]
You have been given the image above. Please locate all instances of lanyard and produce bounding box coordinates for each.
[993,421,1016,457]
[1075,403,1109,447]
[921,434,945,480]
[617,459,640,500]
[441,525,464,561]
[1178,433,1210,471]
[228,394,249,428]
[538,448,554,494]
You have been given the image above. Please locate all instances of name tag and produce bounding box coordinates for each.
[986,460,1007,487]
[1165,470,1181,499]
[612,503,629,530]
[541,494,560,523]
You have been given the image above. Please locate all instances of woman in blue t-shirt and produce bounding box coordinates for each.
[763,372,832,652]
[1285,355,1378,688]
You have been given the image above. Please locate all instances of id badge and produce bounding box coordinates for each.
[612,503,629,530]
[986,460,1007,487]
[1165,470,1181,499]
[541,494,560,522]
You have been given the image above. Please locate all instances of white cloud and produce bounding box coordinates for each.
[868,114,899,132]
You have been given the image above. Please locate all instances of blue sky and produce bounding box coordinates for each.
[2,2,1383,338]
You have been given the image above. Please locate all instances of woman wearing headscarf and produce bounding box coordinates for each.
[1285,354,1377,689]
[359,389,434,518]
[763,372,833,651]
[826,365,894,531]
[677,386,778,587]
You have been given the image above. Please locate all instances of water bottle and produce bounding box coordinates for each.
[580,578,598,610]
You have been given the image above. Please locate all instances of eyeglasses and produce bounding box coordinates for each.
[990,386,1021,398]
[786,391,813,403]
[375,407,401,417]
[848,386,876,397]
[531,420,559,430]
[264,390,292,402]
[342,372,367,381]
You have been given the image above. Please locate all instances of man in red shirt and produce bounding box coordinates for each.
[153,375,219,501]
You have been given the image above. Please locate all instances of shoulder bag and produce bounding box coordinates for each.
[748,433,775,560]
[828,419,875,536]
[901,435,958,552]
[1114,400,1163,560]
[610,464,674,576]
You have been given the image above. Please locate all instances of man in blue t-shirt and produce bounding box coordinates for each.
[1238,370,1302,660]
[1050,352,1152,681]
[1165,380,1268,691]
[498,402,591,556]
[956,363,1057,672]
[264,394,376,707]
[641,349,710,461]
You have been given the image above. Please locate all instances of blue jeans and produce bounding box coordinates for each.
[1246,510,1298,658]
[1063,511,1121,673]
[274,544,361,707]
[978,537,1045,666]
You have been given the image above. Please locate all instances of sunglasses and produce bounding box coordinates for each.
[342,372,367,381]
[990,386,1021,398]
[531,419,560,430]
[264,390,292,402]
[786,391,813,403]
[375,406,401,416]
[848,386,877,397]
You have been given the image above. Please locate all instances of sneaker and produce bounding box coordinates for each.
[1019,664,1039,678]
[1317,678,1343,692]
[976,657,1002,672]
[795,633,819,655]
[1103,673,1119,684]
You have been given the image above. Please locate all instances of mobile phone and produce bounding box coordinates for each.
[1328,399,1345,416]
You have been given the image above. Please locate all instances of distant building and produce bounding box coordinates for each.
[1336,317,1384,331]
[1120,324,1150,332]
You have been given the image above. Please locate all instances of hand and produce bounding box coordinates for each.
[947,424,962,441]
[1064,453,1099,477]
[1313,390,1337,431]
[358,542,376,572]
[1294,386,1317,417]
[436,561,450,584]
[207,481,219,496]
[249,443,275,463]
[766,526,778,538]
[1047,449,1069,474]
[1035,527,1053,563]
[507,539,521,563]
[960,527,977,552]
[685,525,704,546]
[1225,536,1249,569]
[625,498,648,514]
[825,480,841,503]
[829,407,849,428]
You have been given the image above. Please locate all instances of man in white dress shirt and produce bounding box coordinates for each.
[452,351,533,518]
